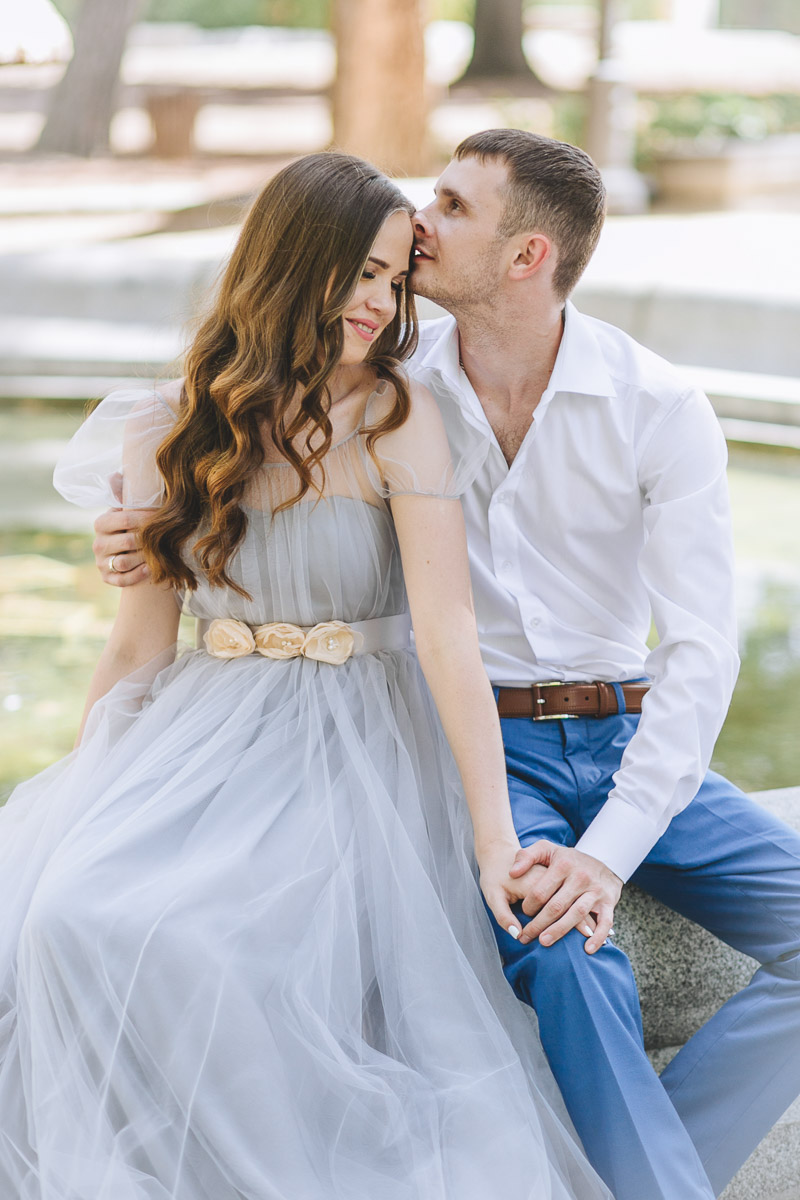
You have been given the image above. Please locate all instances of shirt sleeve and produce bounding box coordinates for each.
[364,379,490,500]
[575,386,740,881]
[53,386,179,510]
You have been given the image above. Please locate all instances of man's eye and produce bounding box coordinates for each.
[448,200,461,212]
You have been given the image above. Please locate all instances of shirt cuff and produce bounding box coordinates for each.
[574,795,663,882]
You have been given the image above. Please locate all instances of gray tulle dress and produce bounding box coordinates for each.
[0,383,612,1200]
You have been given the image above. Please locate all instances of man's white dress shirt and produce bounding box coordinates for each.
[409,302,740,882]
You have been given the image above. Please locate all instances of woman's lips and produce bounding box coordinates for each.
[346,319,378,342]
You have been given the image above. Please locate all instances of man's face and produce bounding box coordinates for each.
[411,155,510,310]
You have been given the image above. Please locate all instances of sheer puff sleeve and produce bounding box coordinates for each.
[364,379,489,501]
[53,386,180,510]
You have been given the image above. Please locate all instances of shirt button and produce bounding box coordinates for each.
[496,493,511,505]
[529,617,540,628]
[502,560,512,571]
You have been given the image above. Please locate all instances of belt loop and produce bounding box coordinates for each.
[610,681,626,715]
[595,681,611,718]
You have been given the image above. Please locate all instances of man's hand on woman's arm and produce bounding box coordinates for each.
[93,508,152,586]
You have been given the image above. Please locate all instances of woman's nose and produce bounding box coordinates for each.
[367,285,395,316]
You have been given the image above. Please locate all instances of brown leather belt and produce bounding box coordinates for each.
[496,681,650,720]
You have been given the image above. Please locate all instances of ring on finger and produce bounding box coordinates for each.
[108,555,119,574]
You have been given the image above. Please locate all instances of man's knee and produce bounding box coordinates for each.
[503,926,628,999]
[766,945,800,983]
[503,926,642,1012]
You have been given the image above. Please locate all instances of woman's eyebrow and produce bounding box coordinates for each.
[368,256,408,275]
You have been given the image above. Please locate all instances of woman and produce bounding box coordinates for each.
[0,153,611,1199]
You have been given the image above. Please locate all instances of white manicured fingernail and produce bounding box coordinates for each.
[580,924,593,937]
[507,924,520,939]
[609,928,616,937]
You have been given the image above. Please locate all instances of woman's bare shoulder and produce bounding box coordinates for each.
[153,378,184,416]
[368,370,437,417]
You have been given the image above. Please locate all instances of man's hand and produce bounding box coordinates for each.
[93,507,152,587]
[509,841,622,955]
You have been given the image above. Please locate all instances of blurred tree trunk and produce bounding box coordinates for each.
[332,0,428,175]
[460,0,547,86]
[36,0,142,156]
[596,0,623,59]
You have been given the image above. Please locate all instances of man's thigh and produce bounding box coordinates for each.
[633,771,800,961]
[500,708,644,844]
[500,714,581,846]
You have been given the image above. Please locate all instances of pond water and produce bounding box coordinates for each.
[1,404,799,803]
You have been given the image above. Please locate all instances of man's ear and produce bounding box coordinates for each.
[508,233,552,281]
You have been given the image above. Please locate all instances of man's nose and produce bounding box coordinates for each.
[413,206,433,235]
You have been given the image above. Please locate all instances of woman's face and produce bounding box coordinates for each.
[339,210,413,366]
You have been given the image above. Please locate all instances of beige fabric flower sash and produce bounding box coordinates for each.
[200,613,412,666]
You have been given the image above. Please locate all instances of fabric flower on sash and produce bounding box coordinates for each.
[254,623,306,659]
[203,618,256,659]
[204,619,363,665]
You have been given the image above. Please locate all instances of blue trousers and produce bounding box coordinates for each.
[491,708,800,1200]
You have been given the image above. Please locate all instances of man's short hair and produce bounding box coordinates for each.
[454,129,606,300]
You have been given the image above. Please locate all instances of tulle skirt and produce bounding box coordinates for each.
[0,646,610,1199]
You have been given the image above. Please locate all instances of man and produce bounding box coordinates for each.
[91,130,800,1200]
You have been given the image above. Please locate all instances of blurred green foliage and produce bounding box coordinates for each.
[51,0,477,31]
[50,0,800,35]
[0,529,195,806]
[50,0,329,29]
[552,93,588,148]
[637,93,800,164]
[143,0,329,28]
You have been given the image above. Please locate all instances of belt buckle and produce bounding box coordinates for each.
[530,681,580,721]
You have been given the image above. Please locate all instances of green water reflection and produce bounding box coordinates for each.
[713,581,800,791]
[1,445,800,803]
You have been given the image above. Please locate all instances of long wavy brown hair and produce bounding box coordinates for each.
[139,152,418,596]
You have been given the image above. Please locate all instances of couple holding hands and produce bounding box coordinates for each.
[2,129,799,1200]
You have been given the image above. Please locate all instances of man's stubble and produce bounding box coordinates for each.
[411,241,504,318]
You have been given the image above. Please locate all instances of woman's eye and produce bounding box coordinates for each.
[362,270,376,280]
[391,281,404,294]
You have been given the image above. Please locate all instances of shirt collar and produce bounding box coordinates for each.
[415,314,462,389]
[415,302,615,403]
[544,301,615,403]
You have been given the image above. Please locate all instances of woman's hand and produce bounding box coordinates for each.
[476,838,527,940]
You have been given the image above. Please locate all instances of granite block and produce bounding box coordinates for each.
[614,788,800,1051]
[625,788,800,1200]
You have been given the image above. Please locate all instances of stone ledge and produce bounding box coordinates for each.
[646,1050,800,1200]
[617,787,800,1200]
